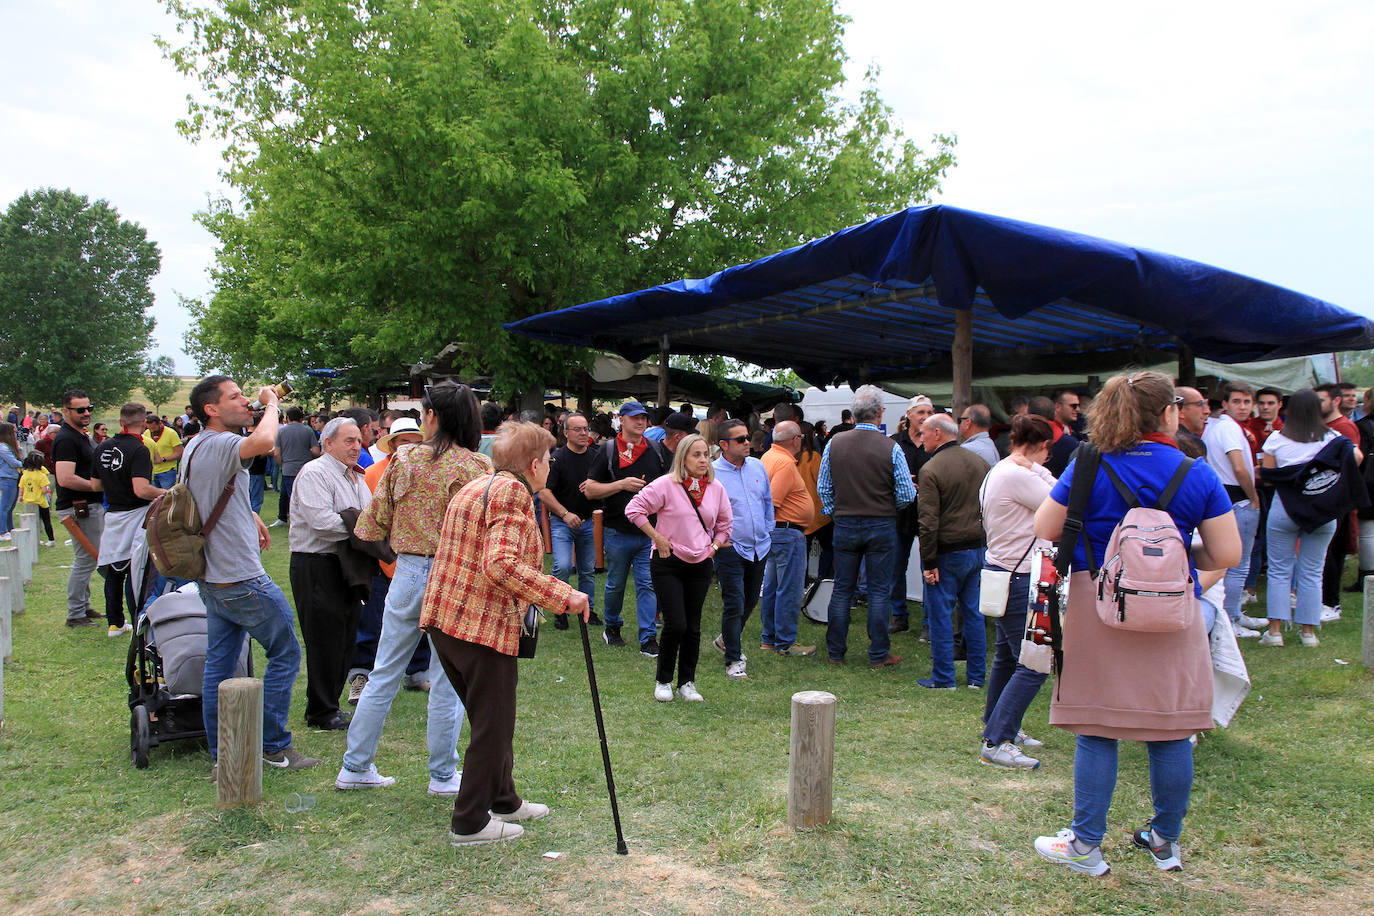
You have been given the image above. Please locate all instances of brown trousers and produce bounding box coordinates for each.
[428,630,522,835]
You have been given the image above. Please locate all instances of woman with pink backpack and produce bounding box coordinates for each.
[1029,371,1241,877]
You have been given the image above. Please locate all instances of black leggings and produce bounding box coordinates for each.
[651,553,715,686]
[35,506,54,541]
[99,561,135,629]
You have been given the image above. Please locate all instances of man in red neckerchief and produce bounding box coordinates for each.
[581,401,671,654]
[1245,388,1285,449]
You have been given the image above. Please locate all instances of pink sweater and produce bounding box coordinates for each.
[625,475,733,563]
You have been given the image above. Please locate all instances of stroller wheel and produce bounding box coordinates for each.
[131,706,151,769]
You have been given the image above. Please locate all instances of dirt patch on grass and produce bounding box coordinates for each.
[1223,852,1374,916]
[534,852,778,916]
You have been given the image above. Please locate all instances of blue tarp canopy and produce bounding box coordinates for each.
[505,205,1374,388]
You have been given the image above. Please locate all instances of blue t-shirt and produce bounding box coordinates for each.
[1049,442,1232,596]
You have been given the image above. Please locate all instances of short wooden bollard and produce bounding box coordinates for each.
[216,677,263,808]
[12,526,34,584]
[788,690,837,829]
[593,509,605,570]
[0,576,10,662]
[1363,578,1374,670]
[16,515,38,567]
[0,548,22,616]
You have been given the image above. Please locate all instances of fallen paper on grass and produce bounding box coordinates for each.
[542,851,563,860]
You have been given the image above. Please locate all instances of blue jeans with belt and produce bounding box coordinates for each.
[760,526,807,650]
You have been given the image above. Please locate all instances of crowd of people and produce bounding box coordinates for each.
[22,371,1371,862]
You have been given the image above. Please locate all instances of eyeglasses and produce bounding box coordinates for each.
[1178,399,1206,407]
[69,406,93,414]
[565,425,589,433]
[722,435,750,444]
[957,416,970,423]
[1172,396,1185,406]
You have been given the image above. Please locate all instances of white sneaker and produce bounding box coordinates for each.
[450,818,523,846]
[1320,604,1341,623]
[1299,632,1320,647]
[1016,729,1044,749]
[269,519,286,528]
[1238,614,1269,630]
[1258,631,1284,647]
[335,764,396,789]
[654,682,673,702]
[1233,626,1261,638]
[725,660,748,680]
[428,771,463,796]
[677,682,704,702]
[490,800,549,823]
[1034,828,1110,876]
[981,740,1040,769]
[1241,591,1257,606]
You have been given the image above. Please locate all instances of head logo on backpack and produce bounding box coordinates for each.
[1085,454,1198,633]
[143,440,237,580]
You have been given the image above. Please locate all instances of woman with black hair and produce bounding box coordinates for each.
[337,382,493,795]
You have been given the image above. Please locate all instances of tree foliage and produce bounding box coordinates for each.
[1338,350,1374,391]
[0,188,159,410]
[141,355,180,412]
[162,0,955,398]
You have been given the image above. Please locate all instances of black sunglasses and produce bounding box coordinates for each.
[69,406,93,414]
[722,435,750,444]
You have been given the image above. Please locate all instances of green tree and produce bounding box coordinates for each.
[141,355,179,413]
[0,188,159,412]
[162,0,955,398]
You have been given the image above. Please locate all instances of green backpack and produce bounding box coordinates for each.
[143,441,236,580]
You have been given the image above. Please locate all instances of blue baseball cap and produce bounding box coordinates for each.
[618,401,648,417]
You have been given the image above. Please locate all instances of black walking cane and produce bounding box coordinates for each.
[578,615,628,855]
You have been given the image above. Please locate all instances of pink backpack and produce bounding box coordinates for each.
[1091,458,1198,633]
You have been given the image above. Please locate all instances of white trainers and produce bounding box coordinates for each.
[1258,631,1284,647]
[1299,631,1320,647]
[1238,614,1269,630]
[654,682,673,702]
[107,623,132,637]
[1016,730,1044,749]
[980,740,1040,770]
[1320,604,1341,622]
[335,764,396,789]
[1233,626,1261,638]
[450,818,523,846]
[428,771,463,796]
[725,660,748,680]
[677,682,704,702]
[1034,828,1111,876]
[490,800,549,823]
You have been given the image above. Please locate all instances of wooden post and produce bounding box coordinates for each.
[658,335,671,409]
[1177,344,1197,387]
[593,509,605,571]
[540,501,553,555]
[12,525,33,585]
[787,690,837,829]
[952,309,973,417]
[0,548,21,616]
[1363,577,1374,670]
[0,576,10,663]
[16,515,37,568]
[216,677,264,808]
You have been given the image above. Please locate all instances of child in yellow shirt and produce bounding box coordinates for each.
[19,453,55,546]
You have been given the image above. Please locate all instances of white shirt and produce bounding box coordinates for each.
[1201,415,1254,494]
[288,452,372,554]
[1262,429,1338,468]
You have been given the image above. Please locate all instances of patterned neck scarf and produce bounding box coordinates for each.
[616,434,647,468]
[683,475,709,507]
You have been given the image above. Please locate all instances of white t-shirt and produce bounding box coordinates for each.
[1202,415,1254,488]
[1261,429,1338,468]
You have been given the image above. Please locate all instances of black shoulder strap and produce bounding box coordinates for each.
[1056,443,1100,577]
[1153,456,1196,511]
[1098,459,1140,508]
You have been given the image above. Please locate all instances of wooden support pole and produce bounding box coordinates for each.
[1364,577,1374,670]
[0,548,21,616]
[216,677,264,808]
[658,335,671,409]
[1177,344,1197,387]
[952,309,973,417]
[788,690,837,829]
[12,525,33,584]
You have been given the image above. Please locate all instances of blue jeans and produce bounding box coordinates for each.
[982,572,1046,744]
[761,527,808,649]
[344,555,465,779]
[153,469,179,490]
[1223,504,1260,620]
[890,529,918,621]
[0,477,16,534]
[550,516,596,612]
[926,547,987,686]
[1265,497,1336,627]
[278,474,296,523]
[715,546,766,663]
[265,456,280,489]
[350,574,430,677]
[825,516,896,664]
[603,527,657,645]
[199,574,302,758]
[1071,734,1194,847]
[1245,490,1271,589]
[248,474,265,514]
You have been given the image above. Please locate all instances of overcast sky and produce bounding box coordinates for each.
[3,0,1370,375]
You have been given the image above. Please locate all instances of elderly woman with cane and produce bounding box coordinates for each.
[421,421,589,847]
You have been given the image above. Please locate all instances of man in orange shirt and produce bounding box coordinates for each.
[760,421,816,656]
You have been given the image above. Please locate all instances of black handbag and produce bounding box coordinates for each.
[481,474,546,660]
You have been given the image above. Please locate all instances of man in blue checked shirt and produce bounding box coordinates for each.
[817,385,915,668]
[711,418,774,679]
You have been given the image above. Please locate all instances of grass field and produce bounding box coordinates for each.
[1,490,1372,914]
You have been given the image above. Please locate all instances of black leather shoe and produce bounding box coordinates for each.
[554,615,569,630]
[309,712,351,731]
[889,618,910,633]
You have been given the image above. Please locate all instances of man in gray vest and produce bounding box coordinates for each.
[817,385,916,668]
